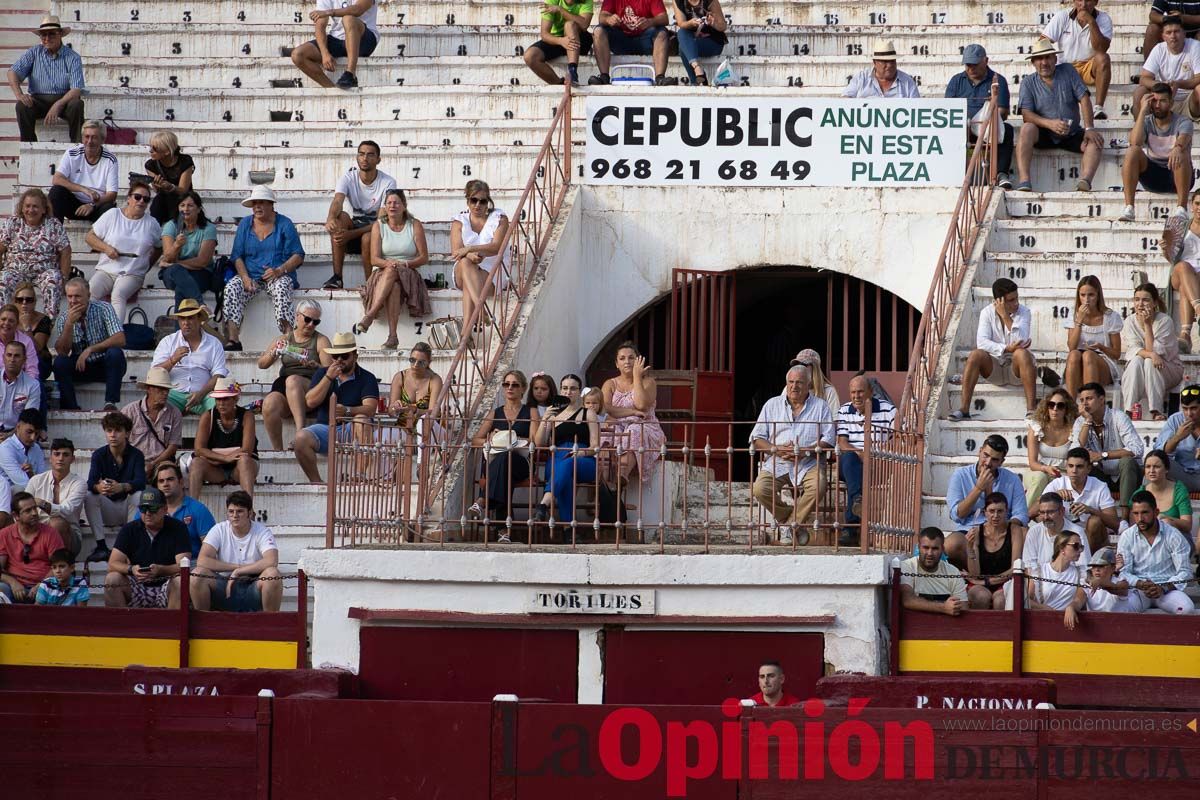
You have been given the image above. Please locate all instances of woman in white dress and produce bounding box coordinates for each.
[1122,282,1183,420]
[1025,387,1077,508]
[1169,189,1200,352]
[450,180,509,339]
[1064,275,1123,397]
[1025,530,1088,630]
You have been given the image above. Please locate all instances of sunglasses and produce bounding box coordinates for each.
[502,381,522,388]
[332,353,352,361]
[1065,542,1081,550]
[1183,388,1200,400]
[409,357,428,366]
[21,543,31,563]
[1047,401,1068,410]
[14,296,34,304]
[129,194,150,203]
[300,314,320,326]
[468,197,489,205]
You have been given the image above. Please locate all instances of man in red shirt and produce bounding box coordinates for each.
[749,660,801,707]
[588,0,675,85]
[0,491,65,602]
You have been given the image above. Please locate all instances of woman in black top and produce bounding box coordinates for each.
[190,377,259,498]
[145,130,196,225]
[673,0,728,86]
[965,491,1024,609]
[532,373,600,535]
[469,370,541,539]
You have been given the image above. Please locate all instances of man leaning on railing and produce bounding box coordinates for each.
[749,364,834,546]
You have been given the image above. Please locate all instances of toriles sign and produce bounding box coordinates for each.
[530,587,656,614]
[585,96,967,187]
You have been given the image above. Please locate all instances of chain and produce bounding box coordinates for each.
[30,571,303,589]
[899,570,1199,590]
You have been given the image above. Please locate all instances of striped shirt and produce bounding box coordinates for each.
[836,397,896,449]
[1116,522,1193,590]
[34,576,90,606]
[10,44,85,95]
[50,300,123,361]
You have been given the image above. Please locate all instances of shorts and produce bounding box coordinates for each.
[1140,158,1191,193]
[529,29,594,60]
[305,422,353,454]
[603,25,666,56]
[1034,127,1086,153]
[312,28,378,59]
[344,214,376,255]
[985,353,1019,386]
[130,578,171,609]
[1072,59,1097,85]
[270,373,315,396]
[209,574,264,612]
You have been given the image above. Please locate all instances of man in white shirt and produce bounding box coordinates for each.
[320,141,396,289]
[1070,382,1145,514]
[1117,491,1194,613]
[842,39,920,99]
[290,0,379,89]
[1119,81,1193,222]
[150,299,227,415]
[47,120,118,222]
[949,278,1038,421]
[1134,16,1200,114]
[0,341,40,434]
[190,490,282,612]
[749,365,835,544]
[26,438,86,558]
[0,410,45,500]
[1083,546,1138,612]
[1044,447,1119,552]
[1023,491,1093,569]
[1042,0,1114,119]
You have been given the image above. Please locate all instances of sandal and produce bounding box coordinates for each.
[353,317,372,335]
[382,336,398,349]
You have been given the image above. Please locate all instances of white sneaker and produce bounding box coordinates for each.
[1119,205,1135,222]
[1175,205,1189,219]
[778,526,793,545]
[1094,106,1108,120]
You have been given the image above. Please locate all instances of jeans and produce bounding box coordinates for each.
[52,347,127,409]
[160,263,218,307]
[675,30,724,83]
[838,451,863,523]
[547,449,597,524]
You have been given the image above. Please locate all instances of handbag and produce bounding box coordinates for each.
[428,316,461,351]
[123,307,157,350]
[103,118,136,146]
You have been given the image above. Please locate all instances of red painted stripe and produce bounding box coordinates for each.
[1023,611,1200,646]
[190,610,299,641]
[0,605,177,638]
[898,607,1015,640]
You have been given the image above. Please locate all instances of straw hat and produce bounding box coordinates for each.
[137,367,175,390]
[326,331,359,355]
[871,39,898,61]
[241,185,277,207]
[209,376,242,399]
[1026,36,1060,60]
[170,298,209,319]
[34,15,70,37]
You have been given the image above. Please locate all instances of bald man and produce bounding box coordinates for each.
[835,375,897,544]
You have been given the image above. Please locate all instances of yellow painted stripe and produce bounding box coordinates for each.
[188,638,297,670]
[0,633,178,669]
[1023,641,1200,679]
[899,639,1012,673]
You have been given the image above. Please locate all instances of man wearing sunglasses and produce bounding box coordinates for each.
[295,331,379,483]
[8,16,85,143]
[0,491,64,603]
[47,120,117,222]
[1154,383,1200,491]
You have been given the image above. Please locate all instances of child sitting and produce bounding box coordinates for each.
[34,549,89,606]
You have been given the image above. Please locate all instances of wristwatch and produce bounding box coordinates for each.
[1101,451,1109,460]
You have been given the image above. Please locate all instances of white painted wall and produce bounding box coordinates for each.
[300,548,893,700]
[514,185,956,380]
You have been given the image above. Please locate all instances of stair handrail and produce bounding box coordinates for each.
[897,83,1001,435]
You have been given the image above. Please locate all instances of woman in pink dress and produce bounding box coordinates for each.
[601,341,666,482]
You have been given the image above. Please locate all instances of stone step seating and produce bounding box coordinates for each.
[1003,193,1192,223]
[934,413,1168,459]
[40,446,336,486]
[979,251,1160,293]
[19,142,550,193]
[74,52,1159,92]
[52,0,1158,28]
[991,217,1187,256]
[60,23,1154,60]
[960,292,1164,355]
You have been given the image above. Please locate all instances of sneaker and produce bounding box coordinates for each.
[948,373,963,385]
[1025,409,1037,420]
[322,274,343,290]
[996,172,1013,190]
[777,525,793,545]
[335,71,358,89]
[533,503,549,523]
[496,532,512,543]
[1119,205,1135,222]
[467,502,483,521]
[655,75,679,86]
[102,403,118,412]
[587,73,610,85]
[947,409,971,421]
[1174,206,1189,219]
[1014,180,1033,192]
[1094,106,1107,120]
[86,542,111,563]
[851,498,862,520]
[223,340,243,352]
[1076,178,1092,192]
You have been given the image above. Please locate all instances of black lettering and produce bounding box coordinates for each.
[717,108,742,145]
[630,595,642,609]
[623,107,646,146]
[648,107,676,145]
[747,108,769,147]
[679,107,711,146]
[784,107,813,147]
[945,746,976,779]
[591,106,619,146]
[543,724,595,776]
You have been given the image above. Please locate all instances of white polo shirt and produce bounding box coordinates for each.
[1044,475,1116,535]
[1042,9,1114,64]
[318,0,379,39]
[152,330,229,393]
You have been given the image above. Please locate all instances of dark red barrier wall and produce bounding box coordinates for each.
[0,692,266,798]
[270,699,492,799]
[604,629,824,705]
[358,626,579,700]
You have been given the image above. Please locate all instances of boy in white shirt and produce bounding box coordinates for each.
[190,490,281,612]
[1133,15,1200,114]
[1084,546,1140,612]
[1044,447,1119,552]
[320,140,396,288]
[950,278,1039,421]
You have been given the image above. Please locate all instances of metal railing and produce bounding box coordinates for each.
[327,415,922,552]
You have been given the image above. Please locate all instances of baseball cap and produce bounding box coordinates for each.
[138,487,166,511]
[1088,547,1116,567]
[961,44,986,65]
